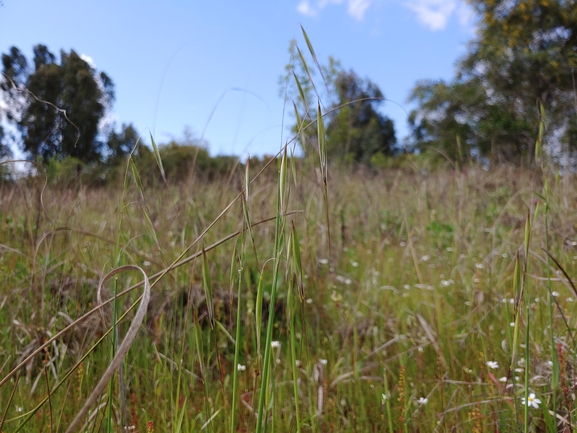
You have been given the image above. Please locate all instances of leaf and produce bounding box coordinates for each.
[202,246,215,328]
[150,133,166,183]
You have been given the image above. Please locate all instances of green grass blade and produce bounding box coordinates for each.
[149,132,166,183]
[202,246,215,328]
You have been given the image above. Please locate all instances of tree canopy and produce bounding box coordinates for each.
[1,45,115,163]
[281,40,396,165]
[409,0,577,165]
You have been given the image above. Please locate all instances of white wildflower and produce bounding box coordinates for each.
[486,361,499,369]
[521,393,541,409]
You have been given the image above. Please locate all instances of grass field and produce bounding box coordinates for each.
[1,154,576,432]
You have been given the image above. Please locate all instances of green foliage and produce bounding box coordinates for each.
[280,40,396,164]
[1,45,114,163]
[0,124,12,160]
[326,70,396,163]
[133,131,239,185]
[409,0,577,165]
[45,155,84,186]
[106,123,140,163]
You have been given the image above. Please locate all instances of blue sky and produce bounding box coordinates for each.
[0,0,476,158]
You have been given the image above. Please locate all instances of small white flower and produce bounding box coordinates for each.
[399,241,407,247]
[319,358,328,365]
[567,297,574,303]
[237,364,246,371]
[552,291,560,297]
[351,261,359,267]
[486,361,499,369]
[498,376,508,382]
[381,393,389,403]
[521,393,541,409]
[441,279,454,287]
[143,260,151,267]
[417,397,428,405]
[306,298,313,304]
[295,360,302,367]
[420,255,430,262]
[510,322,515,327]
[515,368,524,373]
[318,258,329,265]
[502,253,508,258]
[403,284,411,290]
[271,341,281,348]
[475,263,485,269]
[446,247,454,252]
[547,360,554,367]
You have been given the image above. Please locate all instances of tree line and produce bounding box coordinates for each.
[1,0,576,179]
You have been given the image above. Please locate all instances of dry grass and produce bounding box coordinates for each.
[1,161,576,431]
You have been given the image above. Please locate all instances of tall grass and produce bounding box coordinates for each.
[1,38,577,432]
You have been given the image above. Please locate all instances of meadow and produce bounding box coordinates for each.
[1,152,575,432]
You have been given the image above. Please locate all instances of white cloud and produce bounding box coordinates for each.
[296,0,372,21]
[455,2,473,26]
[348,0,371,20]
[405,0,456,30]
[297,0,318,16]
[80,54,94,66]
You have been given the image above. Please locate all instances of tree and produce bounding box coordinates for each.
[0,125,12,160]
[280,40,396,164]
[326,70,396,164]
[1,45,114,163]
[106,123,141,163]
[279,39,341,155]
[409,0,577,165]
